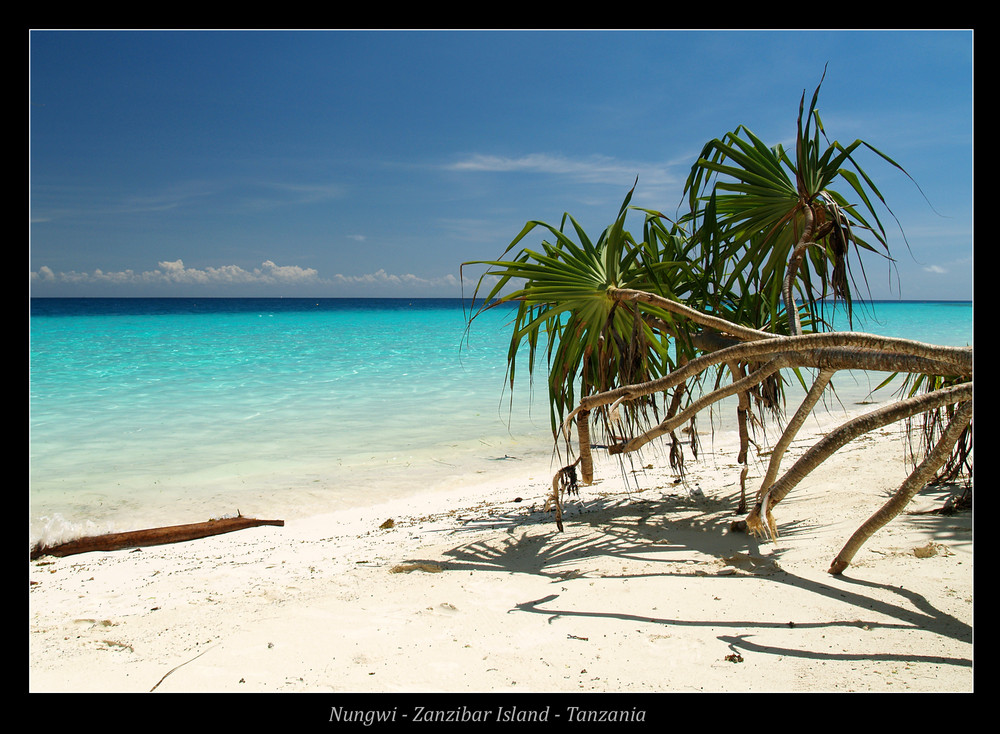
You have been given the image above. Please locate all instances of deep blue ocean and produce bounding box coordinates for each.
[29,298,973,544]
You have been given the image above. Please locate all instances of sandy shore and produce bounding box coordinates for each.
[28,404,973,697]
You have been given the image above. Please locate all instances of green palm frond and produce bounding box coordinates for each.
[464,70,914,446]
[464,184,687,436]
[682,70,906,332]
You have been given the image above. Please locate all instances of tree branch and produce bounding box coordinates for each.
[30,515,285,560]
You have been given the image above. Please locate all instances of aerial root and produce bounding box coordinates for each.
[745,504,765,537]
[745,488,778,541]
[546,457,582,532]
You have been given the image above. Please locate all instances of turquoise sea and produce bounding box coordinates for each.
[28,298,973,544]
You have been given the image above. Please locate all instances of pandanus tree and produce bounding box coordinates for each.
[464,74,972,574]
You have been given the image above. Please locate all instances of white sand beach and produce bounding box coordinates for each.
[28,404,972,696]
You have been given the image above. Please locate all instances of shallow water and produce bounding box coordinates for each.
[29,298,972,543]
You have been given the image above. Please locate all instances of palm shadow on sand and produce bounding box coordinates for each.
[399,484,972,670]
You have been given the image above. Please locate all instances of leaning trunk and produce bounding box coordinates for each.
[828,400,973,574]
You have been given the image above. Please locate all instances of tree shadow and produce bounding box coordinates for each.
[428,492,763,574]
[399,487,972,669]
[422,485,815,579]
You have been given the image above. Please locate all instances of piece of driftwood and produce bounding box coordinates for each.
[29,515,285,560]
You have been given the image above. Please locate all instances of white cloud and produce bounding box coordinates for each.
[923,265,948,274]
[29,260,461,295]
[330,268,459,289]
[241,181,348,211]
[445,152,679,190]
[30,259,322,288]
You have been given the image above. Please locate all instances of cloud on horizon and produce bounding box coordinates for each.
[30,259,462,296]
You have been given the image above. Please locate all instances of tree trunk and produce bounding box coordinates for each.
[782,204,815,337]
[726,359,752,514]
[760,382,971,514]
[30,515,285,560]
[577,409,594,484]
[608,356,791,456]
[578,332,970,416]
[747,367,836,538]
[828,399,973,574]
[608,287,774,343]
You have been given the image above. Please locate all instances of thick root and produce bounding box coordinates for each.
[745,489,778,541]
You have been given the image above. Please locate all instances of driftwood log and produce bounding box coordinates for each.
[29,515,284,560]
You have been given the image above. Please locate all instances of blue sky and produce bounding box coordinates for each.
[29,29,973,299]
